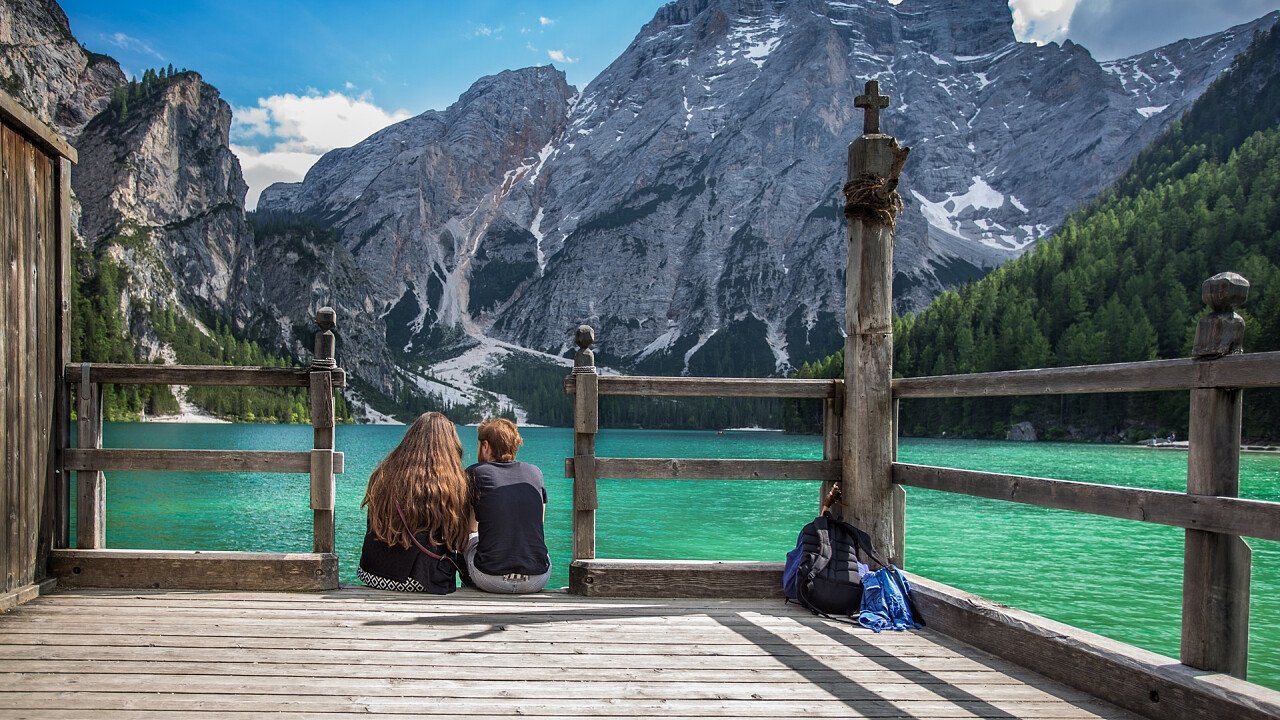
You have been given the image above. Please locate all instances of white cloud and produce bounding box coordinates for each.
[234,106,271,137]
[1009,0,1077,46]
[472,24,504,38]
[103,31,165,60]
[231,145,321,209]
[526,41,539,52]
[539,16,555,26]
[547,49,578,64]
[231,91,410,208]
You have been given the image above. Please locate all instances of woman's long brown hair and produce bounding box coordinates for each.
[361,412,471,551]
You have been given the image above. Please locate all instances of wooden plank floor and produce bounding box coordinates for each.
[0,587,1140,719]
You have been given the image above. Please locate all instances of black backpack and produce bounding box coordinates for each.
[784,513,885,617]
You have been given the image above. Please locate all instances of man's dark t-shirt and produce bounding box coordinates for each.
[467,460,549,575]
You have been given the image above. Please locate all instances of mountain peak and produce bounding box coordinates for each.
[897,0,1016,57]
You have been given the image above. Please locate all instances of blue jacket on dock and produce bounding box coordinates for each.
[857,565,921,632]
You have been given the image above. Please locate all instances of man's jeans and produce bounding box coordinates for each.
[463,533,550,594]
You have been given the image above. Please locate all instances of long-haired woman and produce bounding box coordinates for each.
[357,412,472,593]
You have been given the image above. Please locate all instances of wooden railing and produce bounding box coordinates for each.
[563,272,1280,687]
[49,308,346,590]
[890,272,1280,681]
[562,325,844,597]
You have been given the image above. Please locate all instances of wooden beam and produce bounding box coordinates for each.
[567,457,838,482]
[0,577,55,612]
[906,572,1280,720]
[819,397,841,511]
[892,463,1280,541]
[1182,275,1251,679]
[565,375,842,399]
[63,449,344,475]
[569,559,783,598]
[52,157,71,550]
[64,363,346,388]
[892,351,1280,398]
[570,329,599,563]
[842,120,909,568]
[49,549,338,591]
[74,368,104,550]
[0,90,76,162]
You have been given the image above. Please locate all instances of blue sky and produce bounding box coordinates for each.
[60,0,1278,206]
[61,1,669,117]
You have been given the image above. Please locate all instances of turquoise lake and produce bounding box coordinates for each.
[80,423,1280,691]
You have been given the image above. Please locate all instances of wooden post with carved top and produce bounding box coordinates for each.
[842,80,910,566]
[1181,272,1251,678]
[310,308,338,555]
[571,325,599,561]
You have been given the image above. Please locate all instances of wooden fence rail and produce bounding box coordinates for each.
[64,363,346,388]
[54,308,344,591]
[893,463,1280,541]
[565,375,842,398]
[891,350,1280,398]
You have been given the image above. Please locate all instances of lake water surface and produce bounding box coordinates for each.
[84,423,1280,690]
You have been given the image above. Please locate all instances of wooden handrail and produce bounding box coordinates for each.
[61,309,344,588]
[566,457,839,482]
[565,375,842,398]
[63,449,345,474]
[893,463,1280,541]
[65,363,346,387]
[892,350,1280,398]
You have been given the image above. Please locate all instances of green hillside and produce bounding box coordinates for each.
[794,22,1280,441]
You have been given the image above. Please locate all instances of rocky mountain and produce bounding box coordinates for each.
[0,0,123,139]
[5,0,1277,423]
[74,73,253,326]
[262,0,1279,396]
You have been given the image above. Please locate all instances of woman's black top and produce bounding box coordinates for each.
[357,521,460,594]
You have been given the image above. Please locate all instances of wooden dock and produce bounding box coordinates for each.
[0,586,1138,719]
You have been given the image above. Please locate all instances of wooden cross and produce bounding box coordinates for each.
[855,80,890,135]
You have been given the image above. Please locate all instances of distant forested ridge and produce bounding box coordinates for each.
[793,22,1280,441]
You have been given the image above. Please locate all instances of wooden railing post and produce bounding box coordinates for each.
[52,157,72,550]
[309,308,337,555]
[1181,272,1251,678]
[571,325,599,561]
[841,80,909,565]
[75,363,104,549]
[819,396,841,511]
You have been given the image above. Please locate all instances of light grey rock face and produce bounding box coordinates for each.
[0,0,124,138]
[258,65,575,370]
[72,73,255,326]
[234,218,391,392]
[493,0,1277,371]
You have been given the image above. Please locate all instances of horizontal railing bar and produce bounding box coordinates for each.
[64,449,345,475]
[49,549,338,591]
[893,463,1280,541]
[565,457,838,481]
[564,375,842,399]
[891,351,1280,398]
[64,363,346,388]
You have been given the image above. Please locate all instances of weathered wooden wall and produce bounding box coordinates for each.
[0,91,73,610]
